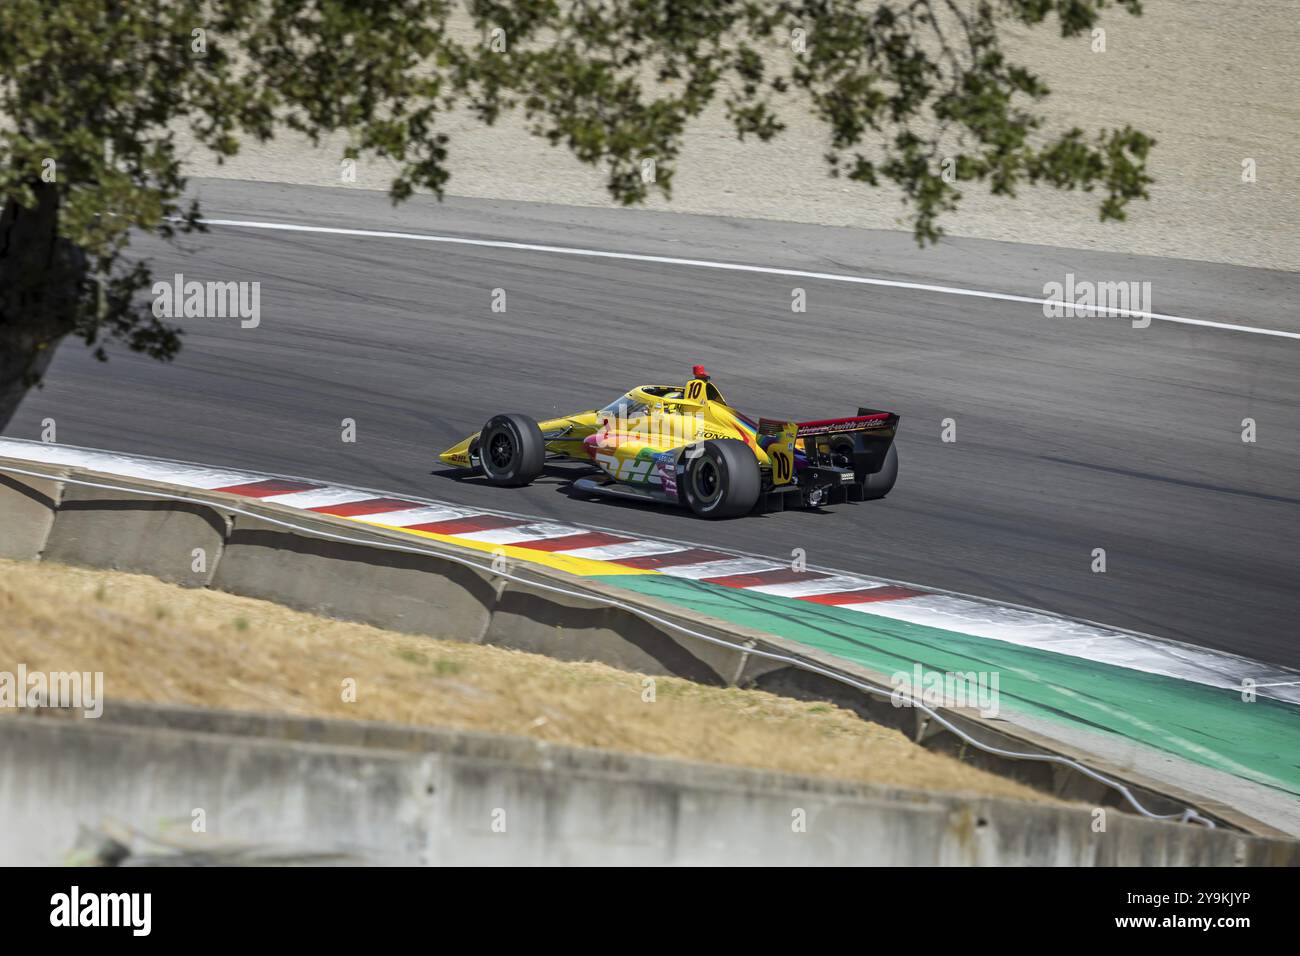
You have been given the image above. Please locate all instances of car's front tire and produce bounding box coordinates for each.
[479,413,545,487]
[681,439,761,518]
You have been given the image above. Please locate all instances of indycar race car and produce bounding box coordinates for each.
[438,366,899,518]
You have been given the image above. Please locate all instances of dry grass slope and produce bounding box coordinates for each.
[0,557,1057,805]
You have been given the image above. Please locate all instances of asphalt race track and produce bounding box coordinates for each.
[8,179,1299,669]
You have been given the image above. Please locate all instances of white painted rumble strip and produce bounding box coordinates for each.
[857,595,1300,704]
[261,487,386,509]
[452,522,588,545]
[3,438,1299,706]
[745,575,888,598]
[156,467,274,490]
[0,441,255,489]
[190,217,1300,342]
[557,540,691,561]
[364,506,478,527]
[656,557,789,580]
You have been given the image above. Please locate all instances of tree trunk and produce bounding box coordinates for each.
[0,184,86,431]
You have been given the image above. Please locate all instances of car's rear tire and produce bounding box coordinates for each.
[859,443,898,500]
[479,413,545,487]
[681,439,761,518]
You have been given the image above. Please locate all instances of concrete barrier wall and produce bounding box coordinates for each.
[3,704,1297,866]
[483,581,743,684]
[0,470,61,561]
[0,456,1289,849]
[42,484,228,587]
[211,514,498,638]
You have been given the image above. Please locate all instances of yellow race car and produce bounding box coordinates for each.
[438,366,899,518]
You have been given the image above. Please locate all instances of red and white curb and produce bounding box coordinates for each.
[0,440,929,612]
[2,438,1297,705]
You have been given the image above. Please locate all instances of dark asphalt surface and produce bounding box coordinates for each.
[7,180,1299,668]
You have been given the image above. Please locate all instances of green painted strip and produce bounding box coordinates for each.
[597,575,1300,796]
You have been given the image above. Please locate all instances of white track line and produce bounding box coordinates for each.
[191,216,1300,341]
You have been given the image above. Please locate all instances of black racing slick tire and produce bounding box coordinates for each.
[860,443,898,500]
[681,439,761,518]
[478,413,545,487]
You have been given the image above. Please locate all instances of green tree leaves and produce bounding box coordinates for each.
[0,0,1152,426]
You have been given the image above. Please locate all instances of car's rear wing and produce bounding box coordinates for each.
[783,407,899,478]
[795,410,897,439]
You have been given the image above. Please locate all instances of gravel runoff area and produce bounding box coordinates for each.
[175,0,1298,272]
